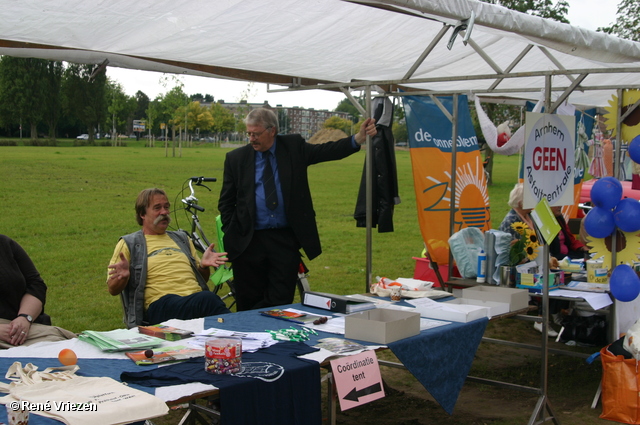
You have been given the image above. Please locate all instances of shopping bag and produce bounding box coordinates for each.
[600,344,640,424]
[448,227,484,278]
[0,361,168,425]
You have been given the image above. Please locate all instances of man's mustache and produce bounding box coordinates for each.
[154,214,171,225]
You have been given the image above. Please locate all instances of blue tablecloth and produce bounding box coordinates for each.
[204,303,488,415]
[0,302,488,423]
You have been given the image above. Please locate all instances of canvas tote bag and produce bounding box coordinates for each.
[0,362,168,425]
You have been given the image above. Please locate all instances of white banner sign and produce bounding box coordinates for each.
[523,112,575,209]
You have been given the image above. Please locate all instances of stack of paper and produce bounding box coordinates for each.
[79,329,164,352]
[188,328,278,353]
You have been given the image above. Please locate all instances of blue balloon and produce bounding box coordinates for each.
[614,198,640,232]
[610,264,640,302]
[629,135,640,164]
[590,177,623,209]
[583,206,616,238]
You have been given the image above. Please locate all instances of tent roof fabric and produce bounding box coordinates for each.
[0,0,638,107]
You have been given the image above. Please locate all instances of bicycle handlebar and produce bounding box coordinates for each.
[191,176,217,183]
[185,202,205,212]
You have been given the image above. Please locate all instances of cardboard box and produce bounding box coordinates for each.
[413,301,490,323]
[345,309,420,344]
[460,286,529,312]
[449,298,510,318]
[516,271,562,292]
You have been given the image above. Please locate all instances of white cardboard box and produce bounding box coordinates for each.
[344,308,420,344]
[413,301,490,323]
[448,298,510,318]
[460,286,529,312]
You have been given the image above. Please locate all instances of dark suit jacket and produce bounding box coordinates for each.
[218,134,360,261]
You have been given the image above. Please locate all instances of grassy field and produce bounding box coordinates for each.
[0,141,521,333]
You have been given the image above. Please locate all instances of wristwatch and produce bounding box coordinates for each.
[17,313,33,323]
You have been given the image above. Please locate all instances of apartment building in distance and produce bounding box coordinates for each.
[211,99,354,139]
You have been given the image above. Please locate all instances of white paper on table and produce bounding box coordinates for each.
[161,318,205,334]
[189,328,277,352]
[395,277,434,291]
[406,297,466,313]
[155,382,218,402]
[301,316,346,334]
[342,294,393,305]
[299,345,385,363]
[547,289,613,310]
[419,318,452,330]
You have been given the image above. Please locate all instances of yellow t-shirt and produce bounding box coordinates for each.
[108,234,203,310]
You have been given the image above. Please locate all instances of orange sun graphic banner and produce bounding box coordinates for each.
[402,94,491,264]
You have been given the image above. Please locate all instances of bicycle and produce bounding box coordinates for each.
[172,176,312,309]
[172,176,236,308]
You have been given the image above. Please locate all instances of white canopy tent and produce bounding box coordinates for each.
[0,0,638,108]
[2,2,639,423]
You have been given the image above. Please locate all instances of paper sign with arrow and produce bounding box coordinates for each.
[330,350,385,410]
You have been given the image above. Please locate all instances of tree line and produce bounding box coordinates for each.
[0,59,248,143]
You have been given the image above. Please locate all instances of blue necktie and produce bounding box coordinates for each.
[262,151,278,210]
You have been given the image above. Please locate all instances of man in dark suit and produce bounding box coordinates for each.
[218,108,377,311]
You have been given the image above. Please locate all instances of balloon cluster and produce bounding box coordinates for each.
[584,174,640,302]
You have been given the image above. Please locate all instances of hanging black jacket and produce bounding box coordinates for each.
[354,98,400,232]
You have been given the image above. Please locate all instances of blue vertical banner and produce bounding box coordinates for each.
[403,94,491,265]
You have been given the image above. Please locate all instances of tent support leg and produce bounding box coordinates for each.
[528,394,560,425]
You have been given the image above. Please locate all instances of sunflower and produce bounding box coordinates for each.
[604,90,640,143]
[525,244,538,261]
[511,222,528,235]
[525,229,539,247]
[586,229,640,267]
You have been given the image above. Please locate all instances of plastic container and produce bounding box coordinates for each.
[205,337,242,374]
[476,249,486,283]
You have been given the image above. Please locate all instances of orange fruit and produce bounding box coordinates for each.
[58,348,78,366]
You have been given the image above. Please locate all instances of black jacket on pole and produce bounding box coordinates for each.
[354,98,400,232]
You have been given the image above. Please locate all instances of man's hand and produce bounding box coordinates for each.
[354,118,377,145]
[201,244,228,268]
[107,252,130,295]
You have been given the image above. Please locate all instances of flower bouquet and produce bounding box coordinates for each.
[509,221,540,266]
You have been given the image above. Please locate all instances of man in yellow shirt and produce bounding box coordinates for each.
[107,188,230,328]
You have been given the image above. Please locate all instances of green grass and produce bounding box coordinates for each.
[0,142,520,332]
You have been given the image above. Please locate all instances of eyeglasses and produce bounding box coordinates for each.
[246,127,272,139]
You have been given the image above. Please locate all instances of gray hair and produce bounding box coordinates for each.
[507,182,524,209]
[245,108,278,131]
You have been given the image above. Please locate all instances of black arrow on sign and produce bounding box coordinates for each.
[343,382,383,402]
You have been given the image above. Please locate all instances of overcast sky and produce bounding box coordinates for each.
[106,0,621,111]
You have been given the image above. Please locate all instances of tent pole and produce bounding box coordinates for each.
[365,86,373,293]
[446,94,459,287]
[611,88,624,269]
[528,75,559,425]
